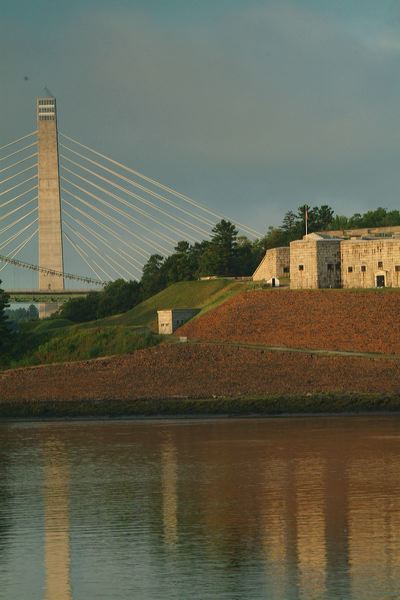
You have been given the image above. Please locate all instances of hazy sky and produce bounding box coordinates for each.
[1,0,400,259]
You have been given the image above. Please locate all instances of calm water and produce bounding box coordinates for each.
[1,417,400,599]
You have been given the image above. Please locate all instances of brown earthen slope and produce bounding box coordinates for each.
[0,344,399,403]
[178,290,400,354]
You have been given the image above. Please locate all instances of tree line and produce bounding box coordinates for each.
[1,205,399,329]
[58,205,400,323]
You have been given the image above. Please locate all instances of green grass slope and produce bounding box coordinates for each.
[3,280,247,369]
[84,279,248,330]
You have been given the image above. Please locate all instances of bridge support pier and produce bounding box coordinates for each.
[37,94,64,292]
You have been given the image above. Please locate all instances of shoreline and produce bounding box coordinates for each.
[1,393,400,420]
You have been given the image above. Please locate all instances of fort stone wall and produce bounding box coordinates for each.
[290,239,341,289]
[252,247,290,281]
[341,239,400,288]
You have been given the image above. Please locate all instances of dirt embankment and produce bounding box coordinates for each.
[178,290,400,355]
[0,344,400,404]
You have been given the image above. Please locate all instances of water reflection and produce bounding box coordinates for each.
[0,417,400,599]
[43,439,71,600]
[161,438,177,548]
[295,456,327,599]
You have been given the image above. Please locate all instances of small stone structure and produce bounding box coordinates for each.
[290,234,341,289]
[341,238,400,288]
[157,309,200,334]
[267,276,280,287]
[252,247,290,282]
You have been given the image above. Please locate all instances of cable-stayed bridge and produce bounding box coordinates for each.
[0,95,262,303]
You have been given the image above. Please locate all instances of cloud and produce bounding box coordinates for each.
[1,0,400,231]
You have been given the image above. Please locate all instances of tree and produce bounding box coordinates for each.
[199,220,238,276]
[236,236,265,275]
[97,279,141,318]
[5,304,39,323]
[0,281,11,356]
[141,254,166,298]
[314,205,334,230]
[59,292,100,323]
[282,210,298,237]
[162,241,196,284]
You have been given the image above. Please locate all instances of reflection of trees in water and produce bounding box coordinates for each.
[0,428,11,565]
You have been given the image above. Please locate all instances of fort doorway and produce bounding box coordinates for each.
[376,275,385,288]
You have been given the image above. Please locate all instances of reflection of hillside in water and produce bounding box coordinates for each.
[1,418,400,599]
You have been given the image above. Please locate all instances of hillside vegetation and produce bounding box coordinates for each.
[84,279,247,330]
[178,288,400,355]
[6,321,160,368]
[2,280,245,368]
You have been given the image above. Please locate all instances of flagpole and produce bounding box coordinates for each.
[305,206,308,238]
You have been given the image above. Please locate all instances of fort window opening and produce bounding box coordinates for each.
[327,264,334,271]
[396,265,400,272]
[298,265,304,271]
[348,266,353,273]
[361,266,367,273]
[378,261,383,269]
[283,267,289,274]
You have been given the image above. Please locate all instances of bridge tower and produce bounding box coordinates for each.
[37,94,64,291]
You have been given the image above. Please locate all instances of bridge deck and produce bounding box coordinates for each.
[7,289,91,295]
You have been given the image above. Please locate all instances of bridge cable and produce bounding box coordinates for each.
[63,223,113,280]
[104,252,135,281]
[61,175,176,249]
[62,209,142,277]
[0,153,38,175]
[0,218,38,251]
[0,185,38,210]
[0,142,38,164]
[63,217,136,280]
[62,200,146,269]
[63,232,104,282]
[0,228,38,273]
[60,144,216,229]
[60,154,209,238]
[61,183,170,256]
[59,132,263,238]
[0,131,37,154]
[0,197,37,223]
[0,206,38,236]
[62,207,144,275]
[0,163,38,187]
[0,174,38,198]
[60,166,197,244]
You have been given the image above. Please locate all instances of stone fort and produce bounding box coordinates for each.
[253,227,400,289]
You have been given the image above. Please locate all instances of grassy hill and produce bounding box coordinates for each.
[82,279,248,330]
[3,279,247,368]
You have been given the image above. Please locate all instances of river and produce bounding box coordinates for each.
[0,416,399,599]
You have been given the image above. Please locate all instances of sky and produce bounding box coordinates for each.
[1,0,400,286]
